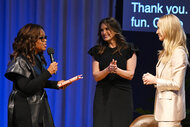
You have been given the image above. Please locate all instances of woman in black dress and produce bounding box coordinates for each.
[88,17,138,127]
[5,24,71,127]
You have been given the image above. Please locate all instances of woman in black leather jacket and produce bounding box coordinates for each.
[5,24,67,127]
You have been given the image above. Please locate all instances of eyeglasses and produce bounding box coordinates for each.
[39,36,47,41]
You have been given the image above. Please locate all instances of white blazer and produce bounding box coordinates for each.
[154,46,188,121]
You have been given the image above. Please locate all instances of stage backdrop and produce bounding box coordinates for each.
[2,0,190,127]
[0,0,116,127]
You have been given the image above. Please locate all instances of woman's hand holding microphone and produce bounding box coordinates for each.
[47,62,58,75]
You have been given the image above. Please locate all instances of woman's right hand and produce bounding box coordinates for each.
[142,72,157,85]
[47,62,58,75]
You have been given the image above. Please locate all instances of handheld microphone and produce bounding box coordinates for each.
[47,48,55,63]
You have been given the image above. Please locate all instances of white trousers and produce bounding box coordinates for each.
[158,121,182,127]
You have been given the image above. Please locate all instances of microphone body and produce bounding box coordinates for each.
[47,48,55,63]
[50,54,55,63]
[47,48,56,74]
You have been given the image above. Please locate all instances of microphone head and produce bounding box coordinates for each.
[47,48,54,55]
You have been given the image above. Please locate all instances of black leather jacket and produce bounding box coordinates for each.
[5,55,55,127]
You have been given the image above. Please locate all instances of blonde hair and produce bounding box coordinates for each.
[158,14,188,63]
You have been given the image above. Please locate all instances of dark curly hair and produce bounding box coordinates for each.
[97,17,128,55]
[10,23,46,66]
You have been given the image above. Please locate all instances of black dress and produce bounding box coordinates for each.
[88,44,137,127]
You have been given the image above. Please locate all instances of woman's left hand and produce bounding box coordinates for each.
[57,80,72,89]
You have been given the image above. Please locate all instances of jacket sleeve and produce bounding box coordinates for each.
[14,70,57,96]
[156,48,188,91]
[45,80,59,89]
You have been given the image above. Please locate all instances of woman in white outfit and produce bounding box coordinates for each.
[142,14,189,127]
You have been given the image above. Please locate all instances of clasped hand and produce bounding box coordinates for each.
[108,59,117,73]
[142,72,157,85]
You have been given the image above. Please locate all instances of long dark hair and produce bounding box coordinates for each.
[10,23,46,66]
[97,17,128,55]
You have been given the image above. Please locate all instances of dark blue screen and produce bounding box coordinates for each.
[123,0,190,33]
